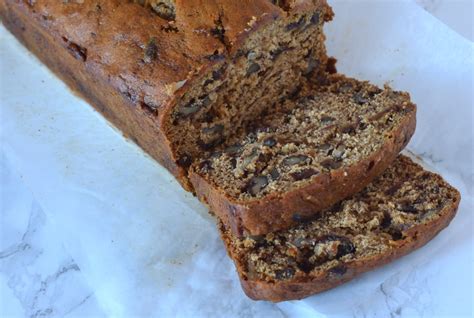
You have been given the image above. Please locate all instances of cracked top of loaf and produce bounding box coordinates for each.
[17,0,331,115]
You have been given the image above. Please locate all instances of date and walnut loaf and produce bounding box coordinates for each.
[219,155,460,302]
[0,0,333,191]
[3,0,420,238]
[3,1,458,303]
[191,74,416,236]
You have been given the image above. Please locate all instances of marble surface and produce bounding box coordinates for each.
[0,155,105,317]
[1,0,473,317]
[415,0,473,41]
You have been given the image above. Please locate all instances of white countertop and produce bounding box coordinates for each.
[1,0,473,317]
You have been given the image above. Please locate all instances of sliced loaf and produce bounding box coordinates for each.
[191,75,416,236]
[219,155,460,301]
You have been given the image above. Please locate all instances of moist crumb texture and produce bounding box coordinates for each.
[221,155,460,301]
[166,6,333,171]
[193,75,415,200]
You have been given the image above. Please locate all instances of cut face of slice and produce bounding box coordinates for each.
[219,155,460,302]
[190,75,417,236]
[164,3,334,183]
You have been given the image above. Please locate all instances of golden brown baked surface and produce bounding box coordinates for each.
[219,155,460,302]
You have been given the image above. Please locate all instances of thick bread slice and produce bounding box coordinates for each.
[0,0,333,191]
[219,155,460,301]
[191,75,416,236]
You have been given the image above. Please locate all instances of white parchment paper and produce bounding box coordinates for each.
[1,0,473,316]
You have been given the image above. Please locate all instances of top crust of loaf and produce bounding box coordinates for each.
[10,0,331,117]
[12,0,277,115]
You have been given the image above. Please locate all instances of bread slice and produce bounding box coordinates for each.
[190,75,416,236]
[0,0,333,191]
[162,1,335,186]
[219,155,460,302]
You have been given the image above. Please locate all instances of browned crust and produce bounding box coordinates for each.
[1,0,330,191]
[190,99,417,236]
[220,180,460,302]
[0,0,211,190]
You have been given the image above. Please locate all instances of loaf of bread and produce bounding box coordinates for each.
[0,0,333,190]
[191,74,416,236]
[219,155,460,301]
[3,1,460,304]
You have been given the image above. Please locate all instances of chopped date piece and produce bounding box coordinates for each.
[297,260,315,274]
[320,115,335,124]
[319,143,332,153]
[246,63,261,76]
[270,44,290,60]
[309,12,320,26]
[353,92,369,105]
[336,240,356,258]
[225,144,242,156]
[303,56,319,76]
[328,265,347,275]
[269,168,280,181]
[388,227,404,241]
[340,123,357,135]
[144,37,158,63]
[199,160,213,173]
[245,176,269,196]
[332,145,345,159]
[398,203,418,214]
[263,137,277,147]
[178,97,209,117]
[286,16,306,31]
[380,212,392,228]
[282,155,310,166]
[320,158,342,170]
[229,158,237,169]
[291,213,313,223]
[177,154,192,168]
[291,168,318,181]
[275,268,295,280]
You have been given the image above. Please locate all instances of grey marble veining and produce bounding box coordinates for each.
[0,155,105,317]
